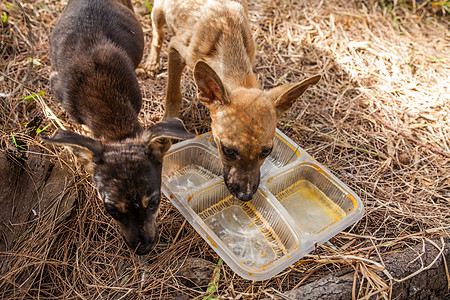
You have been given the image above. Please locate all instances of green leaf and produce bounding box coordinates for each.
[21,91,45,101]
[144,0,152,12]
[11,133,26,150]
[5,3,16,10]
[36,123,51,134]
[27,57,42,66]
[1,12,7,24]
[202,258,222,300]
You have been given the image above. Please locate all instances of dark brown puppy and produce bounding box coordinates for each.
[46,0,195,255]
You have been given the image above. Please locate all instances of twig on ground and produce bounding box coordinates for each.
[371,112,450,158]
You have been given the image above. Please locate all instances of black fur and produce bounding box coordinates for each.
[47,0,195,255]
[50,0,144,140]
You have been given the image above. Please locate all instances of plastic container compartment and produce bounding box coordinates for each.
[189,183,299,273]
[162,143,222,194]
[162,129,364,280]
[264,164,361,235]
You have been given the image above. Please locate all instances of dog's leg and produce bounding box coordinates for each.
[163,38,187,118]
[50,71,65,104]
[145,4,165,77]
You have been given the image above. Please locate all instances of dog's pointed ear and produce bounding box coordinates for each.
[143,118,196,162]
[193,60,230,109]
[269,75,321,117]
[42,130,103,174]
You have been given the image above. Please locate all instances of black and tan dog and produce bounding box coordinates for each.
[46,0,195,255]
[145,0,321,201]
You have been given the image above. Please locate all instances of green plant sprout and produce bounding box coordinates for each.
[36,123,51,134]
[21,91,45,101]
[11,133,27,150]
[1,12,7,24]
[202,258,223,300]
[27,57,42,66]
[144,0,152,12]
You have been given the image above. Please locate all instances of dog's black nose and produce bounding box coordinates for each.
[128,230,159,256]
[134,237,158,256]
[236,191,254,202]
[135,244,154,255]
[224,169,260,202]
[226,182,259,201]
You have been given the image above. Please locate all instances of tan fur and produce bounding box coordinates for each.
[146,0,321,201]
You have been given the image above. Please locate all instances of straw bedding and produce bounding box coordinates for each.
[0,0,449,298]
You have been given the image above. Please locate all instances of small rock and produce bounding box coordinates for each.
[398,152,411,165]
[175,257,215,288]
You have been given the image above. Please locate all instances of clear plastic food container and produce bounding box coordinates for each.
[162,129,364,281]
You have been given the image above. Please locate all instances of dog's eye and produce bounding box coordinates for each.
[105,203,122,219]
[145,194,160,208]
[221,143,238,159]
[260,147,273,159]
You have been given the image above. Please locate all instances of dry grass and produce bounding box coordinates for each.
[1,0,449,299]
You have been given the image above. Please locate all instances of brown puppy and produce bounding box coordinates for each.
[145,0,321,201]
[46,0,195,255]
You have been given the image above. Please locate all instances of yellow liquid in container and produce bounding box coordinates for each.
[276,180,346,233]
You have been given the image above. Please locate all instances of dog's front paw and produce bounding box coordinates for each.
[144,53,160,78]
[135,66,146,77]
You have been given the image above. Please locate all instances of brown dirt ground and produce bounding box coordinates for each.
[0,0,449,299]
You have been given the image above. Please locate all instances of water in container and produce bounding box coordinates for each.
[276,180,346,233]
[195,193,292,269]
